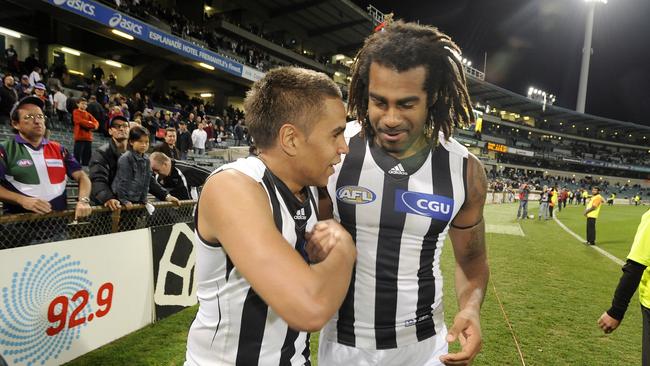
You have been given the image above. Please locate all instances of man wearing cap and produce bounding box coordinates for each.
[89,116,178,210]
[32,83,53,120]
[0,75,17,126]
[16,75,32,99]
[72,97,99,166]
[0,96,92,217]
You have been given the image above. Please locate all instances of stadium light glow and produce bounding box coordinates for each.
[527,86,556,110]
[68,70,84,75]
[198,62,215,70]
[61,47,81,56]
[200,93,213,98]
[0,27,21,39]
[334,54,345,60]
[105,60,122,68]
[112,29,134,40]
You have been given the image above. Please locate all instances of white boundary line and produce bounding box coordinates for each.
[553,216,624,266]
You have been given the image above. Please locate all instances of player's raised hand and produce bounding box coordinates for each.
[440,308,482,365]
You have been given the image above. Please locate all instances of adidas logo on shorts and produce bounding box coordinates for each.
[293,208,307,220]
[388,163,408,176]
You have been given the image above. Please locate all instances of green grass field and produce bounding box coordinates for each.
[66,202,649,365]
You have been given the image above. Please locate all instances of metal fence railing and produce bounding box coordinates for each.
[0,200,196,250]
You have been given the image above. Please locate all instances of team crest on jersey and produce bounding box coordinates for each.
[336,185,376,205]
[395,189,454,221]
[16,159,33,167]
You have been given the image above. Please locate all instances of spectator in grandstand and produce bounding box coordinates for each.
[191,121,207,155]
[107,105,124,128]
[149,152,210,200]
[4,44,18,74]
[89,115,130,210]
[203,120,214,151]
[584,186,604,246]
[185,67,355,365]
[234,119,245,146]
[86,95,107,136]
[0,75,17,126]
[32,83,52,119]
[112,125,179,207]
[16,75,32,99]
[516,183,530,219]
[153,128,179,159]
[318,21,488,366]
[598,209,650,365]
[581,189,589,206]
[176,122,191,160]
[72,97,99,166]
[91,63,104,81]
[142,109,158,144]
[28,66,41,88]
[52,86,68,125]
[0,96,92,218]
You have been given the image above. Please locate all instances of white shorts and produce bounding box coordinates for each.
[317,330,448,366]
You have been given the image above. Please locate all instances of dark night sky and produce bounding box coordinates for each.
[352,0,650,127]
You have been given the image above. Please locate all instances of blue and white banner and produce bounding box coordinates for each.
[44,0,258,81]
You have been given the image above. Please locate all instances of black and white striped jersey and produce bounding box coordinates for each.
[322,122,468,350]
[185,157,317,366]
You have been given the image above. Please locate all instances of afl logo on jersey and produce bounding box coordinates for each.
[17,159,33,168]
[336,186,376,205]
[395,189,454,221]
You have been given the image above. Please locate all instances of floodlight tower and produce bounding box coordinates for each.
[576,0,607,113]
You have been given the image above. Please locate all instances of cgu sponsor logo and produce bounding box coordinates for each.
[54,0,96,16]
[395,189,454,221]
[336,185,376,205]
[109,13,143,35]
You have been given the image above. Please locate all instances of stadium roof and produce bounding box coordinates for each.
[467,75,650,138]
[238,0,376,55]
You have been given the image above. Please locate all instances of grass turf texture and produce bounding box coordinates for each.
[65,203,647,365]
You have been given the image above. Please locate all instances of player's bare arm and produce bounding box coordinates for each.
[198,170,356,332]
[441,153,489,366]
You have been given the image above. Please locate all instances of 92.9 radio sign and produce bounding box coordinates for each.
[46,282,114,336]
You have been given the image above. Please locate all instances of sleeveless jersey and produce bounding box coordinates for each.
[185,157,318,365]
[322,122,468,350]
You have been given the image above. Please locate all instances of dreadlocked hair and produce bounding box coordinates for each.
[348,20,475,145]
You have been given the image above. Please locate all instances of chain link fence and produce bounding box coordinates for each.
[0,200,196,249]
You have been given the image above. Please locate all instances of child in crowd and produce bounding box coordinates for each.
[112,125,153,207]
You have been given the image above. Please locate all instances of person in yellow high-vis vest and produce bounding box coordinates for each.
[584,186,604,245]
[598,209,650,365]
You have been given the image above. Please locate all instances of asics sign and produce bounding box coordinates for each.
[53,0,96,16]
[109,13,143,35]
[395,189,454,221]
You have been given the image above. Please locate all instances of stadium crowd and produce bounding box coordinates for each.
[104,0,333,72]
